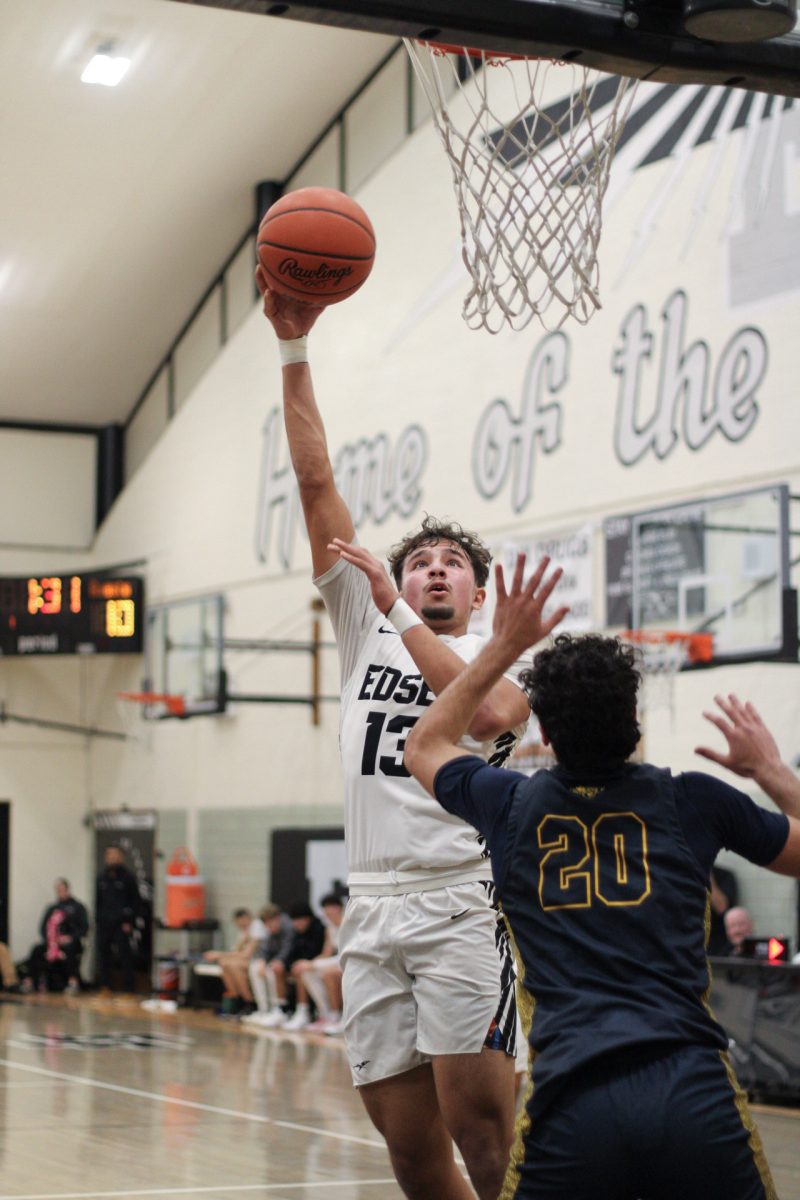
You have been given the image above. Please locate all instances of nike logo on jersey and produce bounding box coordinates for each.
[378,624,400,635]
[449,909,470,921]
[352,1060,371,1071]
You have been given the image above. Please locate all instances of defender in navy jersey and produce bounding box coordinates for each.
[258,279,554,1200]
[405,554,800,1200]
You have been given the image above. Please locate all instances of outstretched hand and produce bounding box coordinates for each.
[256,267,325,340]
[328,539,400,616]
[695,694,782,779]
[492,554,568,657]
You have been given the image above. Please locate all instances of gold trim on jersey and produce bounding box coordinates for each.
[499,921,534,1200]
[719,1049,778,1199]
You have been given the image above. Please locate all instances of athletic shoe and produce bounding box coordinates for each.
[283,1008,312,1031]
[323,1019,345,1036]
[239,1010,259,1023]
[305,1016,333,1032]
[240,1010,270,1025]
[253,1009,288,1028]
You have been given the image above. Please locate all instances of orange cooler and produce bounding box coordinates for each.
[164,848,205,926]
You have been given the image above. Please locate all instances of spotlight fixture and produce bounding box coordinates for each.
[81,41,131,87]
[683,0,797,41]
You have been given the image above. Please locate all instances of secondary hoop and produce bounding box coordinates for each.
[117,691,187,719]
[405,38,639,333]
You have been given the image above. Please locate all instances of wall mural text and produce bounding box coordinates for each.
[256,289,765,565]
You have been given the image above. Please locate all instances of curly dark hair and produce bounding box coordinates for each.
[387,515,492,588]
[520,634,641,772]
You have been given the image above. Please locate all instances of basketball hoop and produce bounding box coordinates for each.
[405,40,638,332]
[117,691,187,719]
[622,631,713,725]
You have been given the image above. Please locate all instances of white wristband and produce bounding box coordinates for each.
[386,598,424,636]
[279,335,309,366]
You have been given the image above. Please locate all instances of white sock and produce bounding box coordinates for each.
[248,962,269,1014]
[265,967,282,1011]
[303,970,331,1019]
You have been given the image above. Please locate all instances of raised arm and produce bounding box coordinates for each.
[696,694,800,876]
[330,538,533,740]
[404,555,567,794]
[696,694,800,820]
[258,270,355,577]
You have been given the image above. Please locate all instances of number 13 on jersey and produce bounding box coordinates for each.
[361,710,418,777]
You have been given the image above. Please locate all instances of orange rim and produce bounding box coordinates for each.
[621,631,714,665]
[117,691,186,717]
[422,40,526,62]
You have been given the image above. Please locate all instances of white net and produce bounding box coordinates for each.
[632,636,690,726]
[405,42,638,333]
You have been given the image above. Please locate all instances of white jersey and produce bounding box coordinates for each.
[316,556,528,894]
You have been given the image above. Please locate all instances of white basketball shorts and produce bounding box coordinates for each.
[339,880,517,1086]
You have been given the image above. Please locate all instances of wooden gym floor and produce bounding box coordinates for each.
[0,994,798,1200]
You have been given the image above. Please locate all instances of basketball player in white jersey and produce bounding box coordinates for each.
[258,270,551,1200]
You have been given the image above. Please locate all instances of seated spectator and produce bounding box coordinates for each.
[204,907,266,1016]
[281,900,327,1031]
[247,900,325,1030]
[707,865,739,956]
[22,878,89,995]
[293,893,345,1035]
[243,903,295,1027]
[723,906,755,954]
[0,942,19,992]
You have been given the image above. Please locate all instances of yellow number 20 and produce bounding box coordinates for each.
[538,812,650,911]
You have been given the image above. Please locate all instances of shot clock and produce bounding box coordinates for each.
[0,574,144,655]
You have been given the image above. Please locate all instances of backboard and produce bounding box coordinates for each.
[143,594,226,718]
[612,485,799,665]
[175,0,800,98]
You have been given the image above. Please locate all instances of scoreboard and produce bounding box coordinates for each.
[0,575,144,656]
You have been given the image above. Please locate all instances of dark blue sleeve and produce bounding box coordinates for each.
[675,771,790,875]
[433,754,526,885]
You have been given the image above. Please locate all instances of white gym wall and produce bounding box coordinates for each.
[2,66,798,954]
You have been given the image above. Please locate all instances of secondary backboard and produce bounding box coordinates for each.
[175,0,800,98]
[623,485,799,664]
[144,594,226,718]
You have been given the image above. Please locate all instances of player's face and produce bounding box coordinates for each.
[400,540,485,634]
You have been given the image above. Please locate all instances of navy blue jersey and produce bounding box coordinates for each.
[434,757,789,1119]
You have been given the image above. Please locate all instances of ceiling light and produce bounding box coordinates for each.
[81,43,130,87]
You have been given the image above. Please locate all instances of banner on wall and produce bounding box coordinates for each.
[470,524,594,639]
[244,76,796,633]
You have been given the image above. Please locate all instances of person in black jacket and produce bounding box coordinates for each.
[24,879,89,994]
[95,845,141,994]
[281,900,326,1031]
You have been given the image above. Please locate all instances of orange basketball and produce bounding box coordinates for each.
[257,187,376,306]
